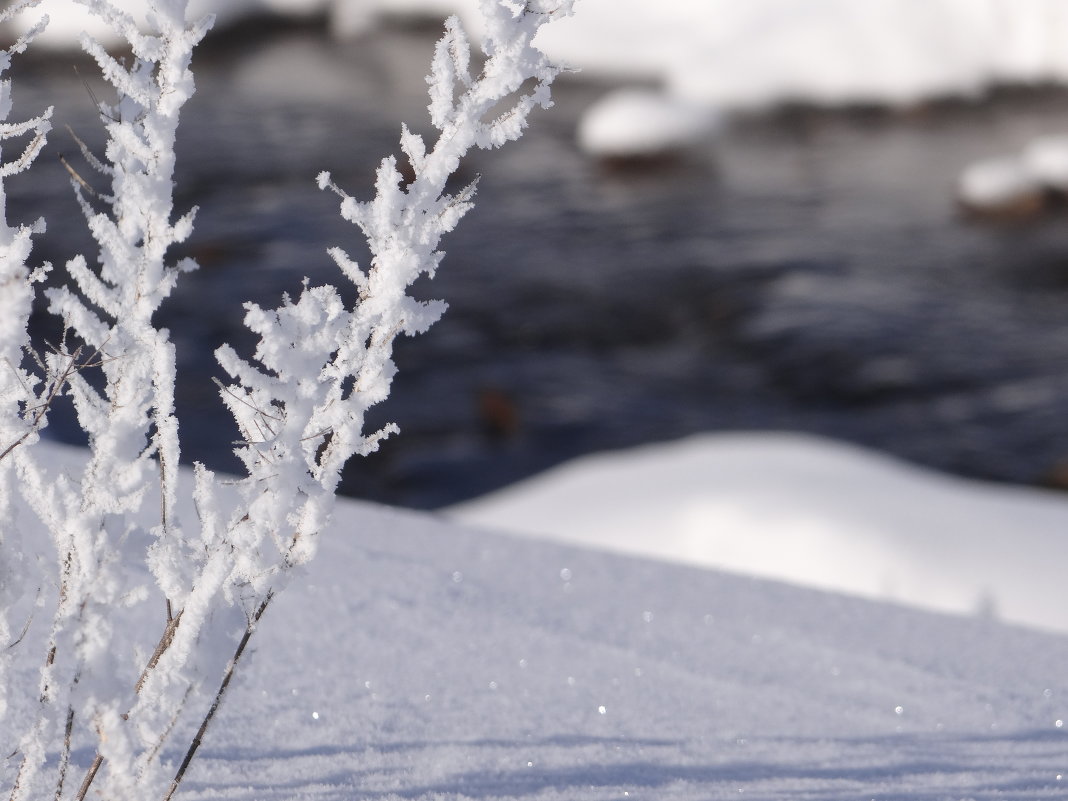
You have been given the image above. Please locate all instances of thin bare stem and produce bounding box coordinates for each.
[135,609,184,695]
[58,154,101,199]
[74,604,187,800]
[162,592,273,801]
[0,346,83,463]
[54,707,75,801]
[4,590,37,650]
[73,756,102,801]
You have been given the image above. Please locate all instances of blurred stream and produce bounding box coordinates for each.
[14,23,1068,508]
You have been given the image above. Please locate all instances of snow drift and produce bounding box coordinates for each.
[449,432,1068,634]
[8,439,1068,800]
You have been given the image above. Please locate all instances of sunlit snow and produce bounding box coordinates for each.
[9,439,1068,799]
[449,432,1068,634]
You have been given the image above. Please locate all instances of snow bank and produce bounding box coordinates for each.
[538,0,1068,109]
[16,0,1068,109]
[21,0,1068,162]
[449,432,1068,634]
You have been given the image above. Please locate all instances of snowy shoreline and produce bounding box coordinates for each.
[15,0,1068,110]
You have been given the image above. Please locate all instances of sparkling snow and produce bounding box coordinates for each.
[9,438,1068,799]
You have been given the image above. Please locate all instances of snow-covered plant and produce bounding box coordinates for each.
[0,0,574,799]
[3,2,214,798]
[0,0,51,759]
[215,0,574,603]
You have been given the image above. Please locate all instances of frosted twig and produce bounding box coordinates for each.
[0,346,83,463]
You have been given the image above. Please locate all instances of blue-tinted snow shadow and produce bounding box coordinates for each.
[188,729,1068,800]
[200,733,684,763]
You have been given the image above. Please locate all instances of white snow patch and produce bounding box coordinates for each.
[957,154,1044,211]
[448,432,1068,634]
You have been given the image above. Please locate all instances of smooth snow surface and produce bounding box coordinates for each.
[449,433,1068,634]
[15,1,1068,108]
[12,440,1068,800]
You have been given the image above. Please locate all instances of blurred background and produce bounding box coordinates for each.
[10,0,1068,510]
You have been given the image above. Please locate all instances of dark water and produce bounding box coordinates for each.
[14,24,1068,508]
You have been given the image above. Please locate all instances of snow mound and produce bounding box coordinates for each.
[576,89,719,159]
[448,432,1068,634]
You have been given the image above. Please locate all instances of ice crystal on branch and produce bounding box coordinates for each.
[216,0,575,584]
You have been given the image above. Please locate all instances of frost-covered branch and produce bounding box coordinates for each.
[0,0,52,489]
[216,0,575,583]
[3,2,214,798]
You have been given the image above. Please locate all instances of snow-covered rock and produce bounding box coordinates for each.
[576,89,720,159]
[957,154,1046,216]
[957,134,1068,216]
[1022,134,1068,190]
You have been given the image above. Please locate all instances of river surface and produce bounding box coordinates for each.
[14,22,1068,508]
